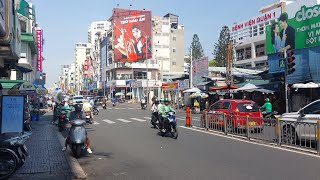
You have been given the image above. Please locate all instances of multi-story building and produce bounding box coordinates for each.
[104,9,184,101]
[74,43,91,91]
[230,1,283,71]
[87,21,111,91]
[67,63,75,93]
[153,14,185,80]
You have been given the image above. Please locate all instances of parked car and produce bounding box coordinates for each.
[201,99,263,132]
[73,95,85,104]
[279,99,320,144]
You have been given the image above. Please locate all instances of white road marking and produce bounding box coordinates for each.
[144,117,151,120]
[116,119,131,123]
[102,120,116,124]
[130,118,146,122]
[93,121,100,125]
[179,126,320,159]
[176,117,185,120]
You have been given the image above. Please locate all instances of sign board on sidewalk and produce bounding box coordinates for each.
[1,95,25,133]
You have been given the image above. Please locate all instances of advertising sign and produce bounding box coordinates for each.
[84,60,89,76]
[162,82,178,91]
[266,4,320,54]
[192,57,209,86]
[1,96,24,133]
[36,29,43,72]
[113,8,152,63]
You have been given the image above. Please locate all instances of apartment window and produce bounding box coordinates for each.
[134,71,147,79]
[255,62,265,67]
[255,44,265,57]
[236,49,244,61]
[245,47,251,59]
[172,61,176,65]
[173,36,176,41]
[172,48,176,53]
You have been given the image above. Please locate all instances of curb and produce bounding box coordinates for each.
[55,128,87,179]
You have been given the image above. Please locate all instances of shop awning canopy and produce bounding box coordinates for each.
[292,82,320,88]
[0,80,26,89]
[12,62,33,73]
[235,83,259,91]
[183,87,202,93]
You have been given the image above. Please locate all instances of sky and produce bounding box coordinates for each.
[32,0,276,88]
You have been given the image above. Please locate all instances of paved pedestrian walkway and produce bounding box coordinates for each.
[11,113,73,180]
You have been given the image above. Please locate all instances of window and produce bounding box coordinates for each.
[210,102,222,111]
[222,102,231,109]
[172,48,176,53]
[173,36,176,41]
[303,102,320,114]
[236,103,260,112]
[172,61,176,65]
[236,49,244,61]
[255,44,265,57]
[245,47,251,59]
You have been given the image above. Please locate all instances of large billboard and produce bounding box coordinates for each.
[266,3,320,54]
[36,29,43,72]
[113,8,152,63]
[192,56,209,87]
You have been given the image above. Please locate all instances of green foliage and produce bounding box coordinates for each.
[208,59,218,67]
[213,26,231,67]
[188,34,205,62]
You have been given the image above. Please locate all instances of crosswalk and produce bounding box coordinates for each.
[97,116,187,125]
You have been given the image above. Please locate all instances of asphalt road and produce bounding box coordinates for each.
[76,103,320,180]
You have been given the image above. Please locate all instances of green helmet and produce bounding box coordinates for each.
[163,98,169,102]
[265,98,270,102]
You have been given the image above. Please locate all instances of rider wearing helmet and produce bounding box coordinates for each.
[159,98,175,132]
[261,98,272,115]
[63,103,92,154]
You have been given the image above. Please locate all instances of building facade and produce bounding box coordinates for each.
[230,1,283,71]
[74,43,91,91]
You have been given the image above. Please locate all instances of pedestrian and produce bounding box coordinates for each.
[39,96,44,108]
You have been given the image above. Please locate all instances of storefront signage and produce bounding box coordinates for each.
[1,96,24,133]
[162,82,178,90]
[36,29,43,72]
[266,4,320,54]
[232,9,279,32]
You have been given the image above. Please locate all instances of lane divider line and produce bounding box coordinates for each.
[102,119,116,124]
[130,118,146,122]
[116,119,131,123]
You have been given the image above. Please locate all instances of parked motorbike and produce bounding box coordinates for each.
[92,106,99,115]
[58,110,69,132]
[161,111,178,139]
[0,133,31,179]
[151,112,159,129]
[85,111,93,124]
[69,120,87,158]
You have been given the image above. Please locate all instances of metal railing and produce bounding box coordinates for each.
[190,112,320,154]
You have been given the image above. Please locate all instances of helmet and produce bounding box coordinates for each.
[74,104,82,112]
[265,98,270,102]
[155,99,159,104]
[163,98,169,102]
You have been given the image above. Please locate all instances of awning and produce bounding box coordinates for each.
[21,33,36,54]
[0,80,26,89]
[12,63,33,73]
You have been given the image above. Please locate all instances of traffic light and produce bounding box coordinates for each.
[287,50,296,74]
[278,52,285,68]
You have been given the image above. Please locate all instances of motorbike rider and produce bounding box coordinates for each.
[62,104,92,154]
[54,99,71,123]
[141,96,147,108]
[102,96,107,108]
[83,100,94,123]
[151,99,160,123]
[159,98,175,132]
[260,98,273,116]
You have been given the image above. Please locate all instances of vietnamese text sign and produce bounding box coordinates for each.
[192,56,209,86]
[266,4,320,54]
[1,96,24,133]
[36,29,43,71]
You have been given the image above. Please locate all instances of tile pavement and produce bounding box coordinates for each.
[10,113,73,180]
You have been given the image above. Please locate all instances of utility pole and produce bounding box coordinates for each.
[226,42,232,87]
[189,48,193,88]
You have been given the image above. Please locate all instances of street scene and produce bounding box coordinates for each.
[1,0,320,179]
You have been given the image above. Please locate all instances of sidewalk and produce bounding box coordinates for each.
[11,112,73,180]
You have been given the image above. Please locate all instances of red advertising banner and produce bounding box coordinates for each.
[84,60,89,76]
[36,29,43,72]
[113,8,152,63]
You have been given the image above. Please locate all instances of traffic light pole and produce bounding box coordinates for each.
[284,50,289,113]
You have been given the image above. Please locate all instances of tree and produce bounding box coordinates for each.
[213,26,232,67]
[208,59,218,67]
[188,34,205,62]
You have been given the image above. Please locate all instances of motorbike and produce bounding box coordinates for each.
[0,133,31,179]
[141,103,147,110]
[85,111,93,124]
[112,102,116,107]
[92,106,99,115]
[262,111,278,126]
[161,111,178,139]
[58,110,69,132]
[69,120,87,158]
[151,112,159,129]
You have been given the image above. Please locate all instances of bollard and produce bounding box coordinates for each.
[276,117,281,146]
[246,115,250,140]
[223,113,227,135]
[317,121,320,155]
[205,112,209,130]
[185,106,191,127]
